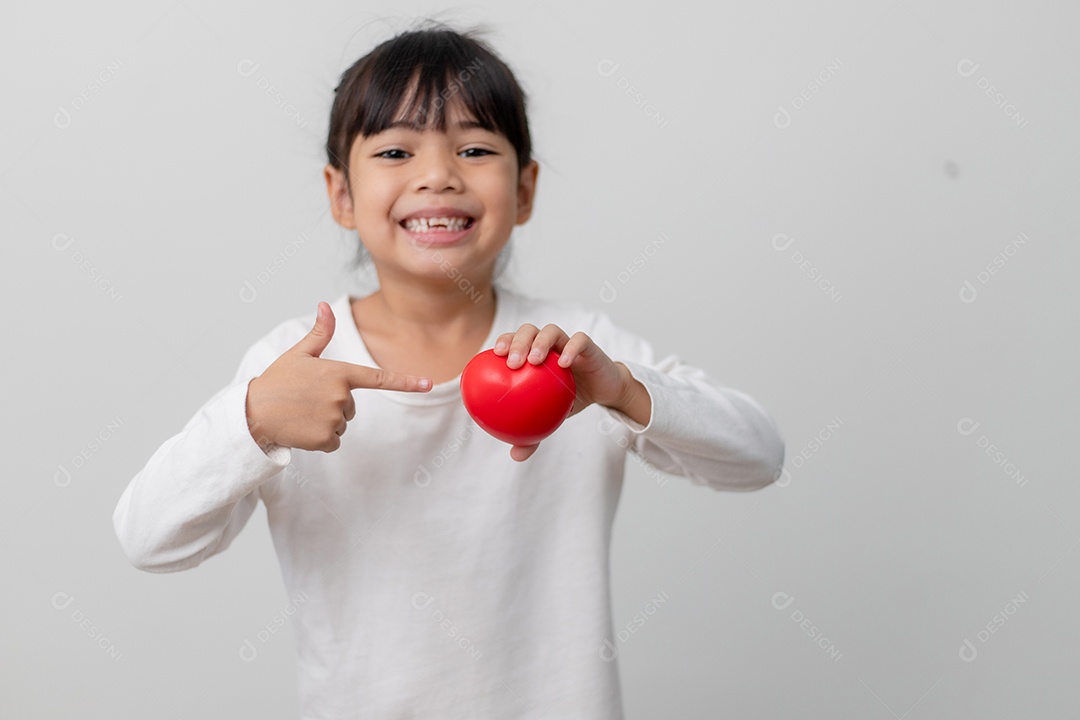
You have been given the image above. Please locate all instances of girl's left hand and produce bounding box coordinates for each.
[492,323,633,462]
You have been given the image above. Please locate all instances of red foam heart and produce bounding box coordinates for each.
[460,348,577,446]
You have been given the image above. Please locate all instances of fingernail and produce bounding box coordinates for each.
[508,352,521,365]
[495,342,507,353]
[528,348,542,363]
[418,378,431,390]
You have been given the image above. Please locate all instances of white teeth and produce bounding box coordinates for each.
[403,216,472,232]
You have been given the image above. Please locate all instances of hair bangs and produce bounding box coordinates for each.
[327,27,531,179]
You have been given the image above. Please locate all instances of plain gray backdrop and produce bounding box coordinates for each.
[3,0,1077,717]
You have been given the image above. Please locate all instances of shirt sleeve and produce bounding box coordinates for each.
[112,336,294,572]
[589,310,785,492]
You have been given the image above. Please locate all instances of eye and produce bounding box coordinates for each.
[461,148,494,158]
[375,148,409,159]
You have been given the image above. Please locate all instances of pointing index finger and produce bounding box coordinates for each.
[333,360,432,393]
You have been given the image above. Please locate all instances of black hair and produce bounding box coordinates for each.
[325,20,533,275]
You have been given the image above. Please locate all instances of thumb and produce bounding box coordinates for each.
[290,302,336,358]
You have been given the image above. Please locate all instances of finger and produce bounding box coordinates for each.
[506,324,540,369]
[527,324,570,365]
[335,360,432,393]
[556,332,594,368]
[343,392,356,422]
[492,332,516,355]
[510,443,540,462]
[334,416,347,437]
[289,302,336,358]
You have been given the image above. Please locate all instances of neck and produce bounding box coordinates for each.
[366,266,497,341]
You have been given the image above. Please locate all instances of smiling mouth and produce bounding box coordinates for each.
[400,216,476,233]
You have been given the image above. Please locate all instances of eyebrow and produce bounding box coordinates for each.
[383,119,491,132]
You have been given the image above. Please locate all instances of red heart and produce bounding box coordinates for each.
[460,348,577,446]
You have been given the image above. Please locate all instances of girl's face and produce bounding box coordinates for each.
[324,97,538,288]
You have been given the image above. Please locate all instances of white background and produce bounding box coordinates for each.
[3,0,1078,717]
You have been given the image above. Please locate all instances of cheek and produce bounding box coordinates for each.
[353,181,396,218]
[475,173,519,219]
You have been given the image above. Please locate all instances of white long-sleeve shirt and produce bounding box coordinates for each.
[112,284,785,719]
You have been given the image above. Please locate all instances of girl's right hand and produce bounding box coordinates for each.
[245,302,431,453]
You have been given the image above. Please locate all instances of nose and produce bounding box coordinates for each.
[413,148,463,192]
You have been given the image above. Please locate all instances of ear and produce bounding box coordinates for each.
[514,159,539,225]
[324,164,357,229]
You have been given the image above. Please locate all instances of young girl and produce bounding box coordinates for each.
[113,21,785,719]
